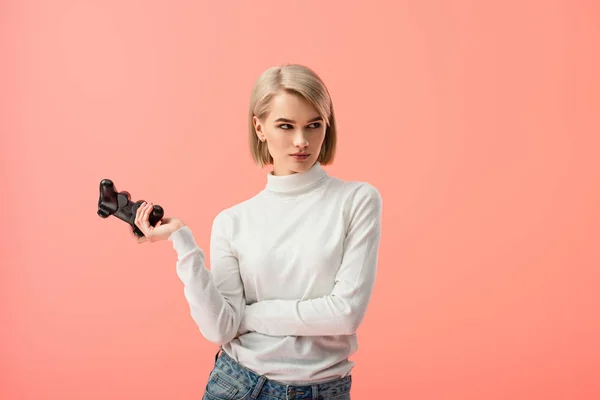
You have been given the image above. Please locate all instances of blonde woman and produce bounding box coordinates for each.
[134,64,382,400]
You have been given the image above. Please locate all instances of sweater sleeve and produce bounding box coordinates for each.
[168,211,245,345]
[239,183,382,337]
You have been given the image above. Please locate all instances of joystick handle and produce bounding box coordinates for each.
[97,179,164,237]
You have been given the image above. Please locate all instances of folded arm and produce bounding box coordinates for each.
[239,183,383,337]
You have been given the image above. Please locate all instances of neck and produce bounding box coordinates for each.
[265,162,327,194]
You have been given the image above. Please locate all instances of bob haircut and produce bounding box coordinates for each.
[248,64,337,167]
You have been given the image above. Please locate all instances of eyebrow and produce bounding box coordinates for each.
[274,116,323,124]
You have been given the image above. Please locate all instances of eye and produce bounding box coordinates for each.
[277,124,293,130]
[308,122,321,129]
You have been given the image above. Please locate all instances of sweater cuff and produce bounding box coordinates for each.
[239,303,257,335]
[168,225,198,258]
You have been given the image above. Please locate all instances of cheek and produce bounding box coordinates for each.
[315,129,327,146]
[265,130,289,150]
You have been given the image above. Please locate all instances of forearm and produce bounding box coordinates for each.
[240,286,375,336]
[170,226,244,345]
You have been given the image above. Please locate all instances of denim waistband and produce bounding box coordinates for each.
[213,349,352,400]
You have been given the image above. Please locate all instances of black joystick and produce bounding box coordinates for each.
[97,179,164,237]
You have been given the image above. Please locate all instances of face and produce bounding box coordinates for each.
[253,91,326,176]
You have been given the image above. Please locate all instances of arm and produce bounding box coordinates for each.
[239,183,382,337]
[169,211,245,345]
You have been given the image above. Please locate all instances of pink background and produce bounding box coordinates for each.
[2,1,599,399]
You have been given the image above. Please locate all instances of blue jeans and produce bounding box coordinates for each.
[202,348,352,400]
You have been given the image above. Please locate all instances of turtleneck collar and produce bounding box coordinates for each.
[265,162,328,194]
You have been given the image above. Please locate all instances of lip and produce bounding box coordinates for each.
[290,153,310,160]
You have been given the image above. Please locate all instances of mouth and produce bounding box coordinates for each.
[290,153,310,160]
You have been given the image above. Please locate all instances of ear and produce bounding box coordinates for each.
[253,116,266,142]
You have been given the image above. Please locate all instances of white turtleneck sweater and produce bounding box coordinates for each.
[168,162,382,384]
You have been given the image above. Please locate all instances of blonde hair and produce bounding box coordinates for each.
[248,64,337,167]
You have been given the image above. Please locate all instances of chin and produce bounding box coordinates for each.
[273,156,317,175]
[290,159,316,172]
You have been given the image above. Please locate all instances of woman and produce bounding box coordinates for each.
[134,64,382,400]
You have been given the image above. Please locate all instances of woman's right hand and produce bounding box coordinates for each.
[133,201,185,244]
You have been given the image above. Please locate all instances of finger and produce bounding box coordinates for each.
[136,205,151,238]
[137,202,146,216]
[142,202,153,227]
[140,202,151,226]
[146,202,154,228]
[137,204,153,239]
[135,202,146,228]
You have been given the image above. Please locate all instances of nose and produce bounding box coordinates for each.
[293,130,309,148]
